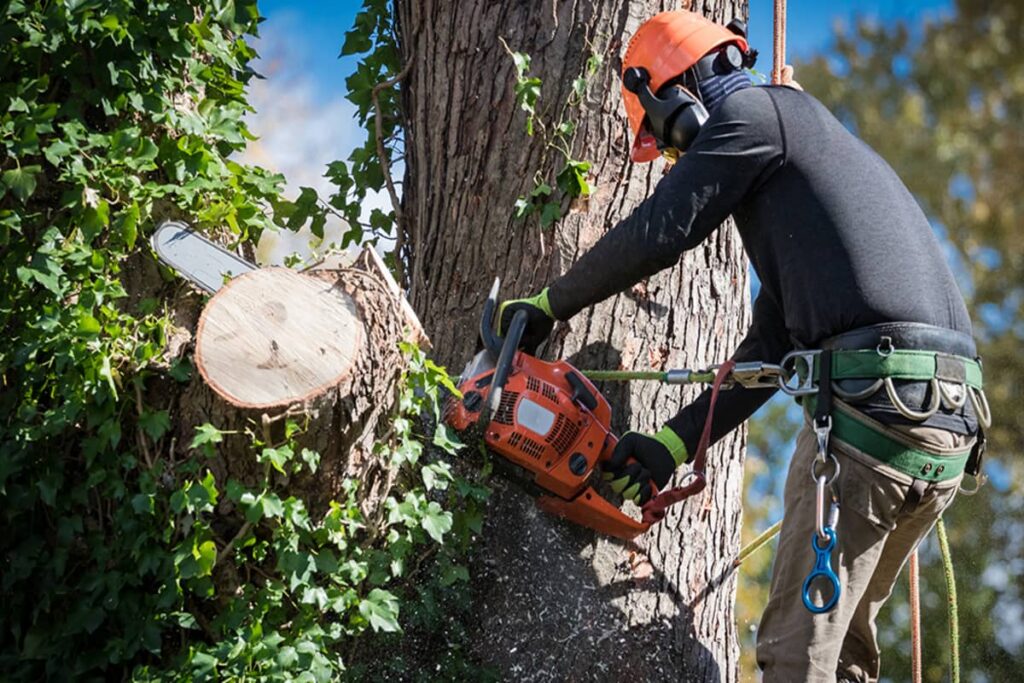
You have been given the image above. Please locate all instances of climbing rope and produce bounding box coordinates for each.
[772,0,787,84]
[936,518,961,683]
[735,519,783,567]
[909,549,923,683]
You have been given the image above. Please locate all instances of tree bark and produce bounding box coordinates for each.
[399,1,751,680]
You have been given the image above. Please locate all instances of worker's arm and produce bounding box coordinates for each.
[546,86,784,320]
[666,289,792,456]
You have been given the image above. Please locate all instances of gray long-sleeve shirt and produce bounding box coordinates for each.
[547,85,973,454]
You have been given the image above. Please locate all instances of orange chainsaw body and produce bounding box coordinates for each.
[447,351,651,540]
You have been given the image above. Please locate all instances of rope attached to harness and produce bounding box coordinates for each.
[910,549,923,683]
[640,359,735,524]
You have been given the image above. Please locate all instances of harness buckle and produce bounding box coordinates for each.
[778,350,822,396]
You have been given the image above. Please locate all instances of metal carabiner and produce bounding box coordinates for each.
[728,361,789,390]
[802,525,841,614]
[778,350,822,396]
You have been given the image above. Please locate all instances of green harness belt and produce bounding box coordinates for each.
[802,349,983,483]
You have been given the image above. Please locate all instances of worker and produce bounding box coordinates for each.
[498,10,987,683]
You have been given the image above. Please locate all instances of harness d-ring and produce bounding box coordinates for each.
[802,526,841,613]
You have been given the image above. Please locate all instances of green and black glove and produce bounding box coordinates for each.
[497,288,556,354]
[602,427,688,504]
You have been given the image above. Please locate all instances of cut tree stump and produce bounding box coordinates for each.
[196,267,364,409]
[175,255,423,517]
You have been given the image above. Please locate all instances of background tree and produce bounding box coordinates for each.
[746,2,1024,679]
[392,1,753,679]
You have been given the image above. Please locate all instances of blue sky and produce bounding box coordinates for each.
[241,0,954,262]
[251,0,954,107]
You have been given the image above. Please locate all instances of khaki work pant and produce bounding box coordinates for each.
[756,401,973,682]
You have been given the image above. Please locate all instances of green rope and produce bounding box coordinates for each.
[734,519,783,568]
[580,369,717,384]
[580,370,668,382]
[936,517,960,683]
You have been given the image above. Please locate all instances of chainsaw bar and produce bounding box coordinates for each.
[151,220,257,292]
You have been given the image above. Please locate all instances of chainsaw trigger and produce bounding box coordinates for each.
[566,371,598,411]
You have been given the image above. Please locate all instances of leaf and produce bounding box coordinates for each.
[359,588,401,633]
[139,409,171,441]
[195,540,216,577]
[190,423,224,456]
[540,202,563,228]
[557,160,592,198]
[421,501,452,543]
[2,165,41,203]
[258,445,293,475]
[511,51,531,77]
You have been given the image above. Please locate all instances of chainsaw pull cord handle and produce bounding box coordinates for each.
[641,359,736,524]
[481,309,528,426]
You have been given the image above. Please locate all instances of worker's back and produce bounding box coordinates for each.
[730,85,973,348]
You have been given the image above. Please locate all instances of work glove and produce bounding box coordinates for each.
[602,427,688,505]
[497,288,555,354]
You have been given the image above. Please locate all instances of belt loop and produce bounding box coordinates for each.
[900,478,931,516]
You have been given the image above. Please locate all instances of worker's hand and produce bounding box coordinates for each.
[602,427,688,504]
[780,64,803,91]
[497,288,555,354]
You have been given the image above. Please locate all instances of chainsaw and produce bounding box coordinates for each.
[445,280,663,540]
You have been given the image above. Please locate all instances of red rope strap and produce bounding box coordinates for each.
[772,0,787,85]
[641,359,736,524]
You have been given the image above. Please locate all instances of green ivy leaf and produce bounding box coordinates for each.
[1,165,40,202]
[139,409,171,441]
[195,540,217,577]
[421,502,452,543]
[190,423,225,457]
[359,588,400,633]
[540,202,563,228]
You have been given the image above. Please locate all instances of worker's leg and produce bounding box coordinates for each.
[836,423,968,682]
[756,425,904,682]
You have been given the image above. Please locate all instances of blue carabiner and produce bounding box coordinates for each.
[802,527,841,614]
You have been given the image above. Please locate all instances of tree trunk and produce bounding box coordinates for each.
[399,1,751,680]
[172,255,413,517]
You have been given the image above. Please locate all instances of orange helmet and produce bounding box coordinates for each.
[622,11,751,162]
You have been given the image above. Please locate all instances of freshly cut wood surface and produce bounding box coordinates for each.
[196,267,363,408]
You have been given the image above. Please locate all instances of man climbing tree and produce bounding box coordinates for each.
[498,10,988,681]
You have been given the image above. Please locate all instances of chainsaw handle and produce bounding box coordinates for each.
[598,435,659,506]
[479,278,504,358]
[481,308,527,423]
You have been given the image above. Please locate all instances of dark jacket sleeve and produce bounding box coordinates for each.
[546,87,785,320]
[666,289,793,457]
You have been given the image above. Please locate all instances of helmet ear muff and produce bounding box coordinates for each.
[623,66,709,153]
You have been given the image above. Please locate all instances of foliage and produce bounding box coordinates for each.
[503,40,604,228]
[0,1,484,679]
[740,2,1024,680]
[323,0,404,262]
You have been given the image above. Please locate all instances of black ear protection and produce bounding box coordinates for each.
[623,66,709,153]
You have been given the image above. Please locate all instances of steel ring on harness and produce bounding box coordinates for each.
[968,386,992,429]
[958,472,986,496]
[831,378,883,402]
[777,349,821,396]
[809,451,840,487]
[884,377,941,421]
[876,335,895,357]
[938,380,968,410]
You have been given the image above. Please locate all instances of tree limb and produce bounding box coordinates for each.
[372,61,414,288]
